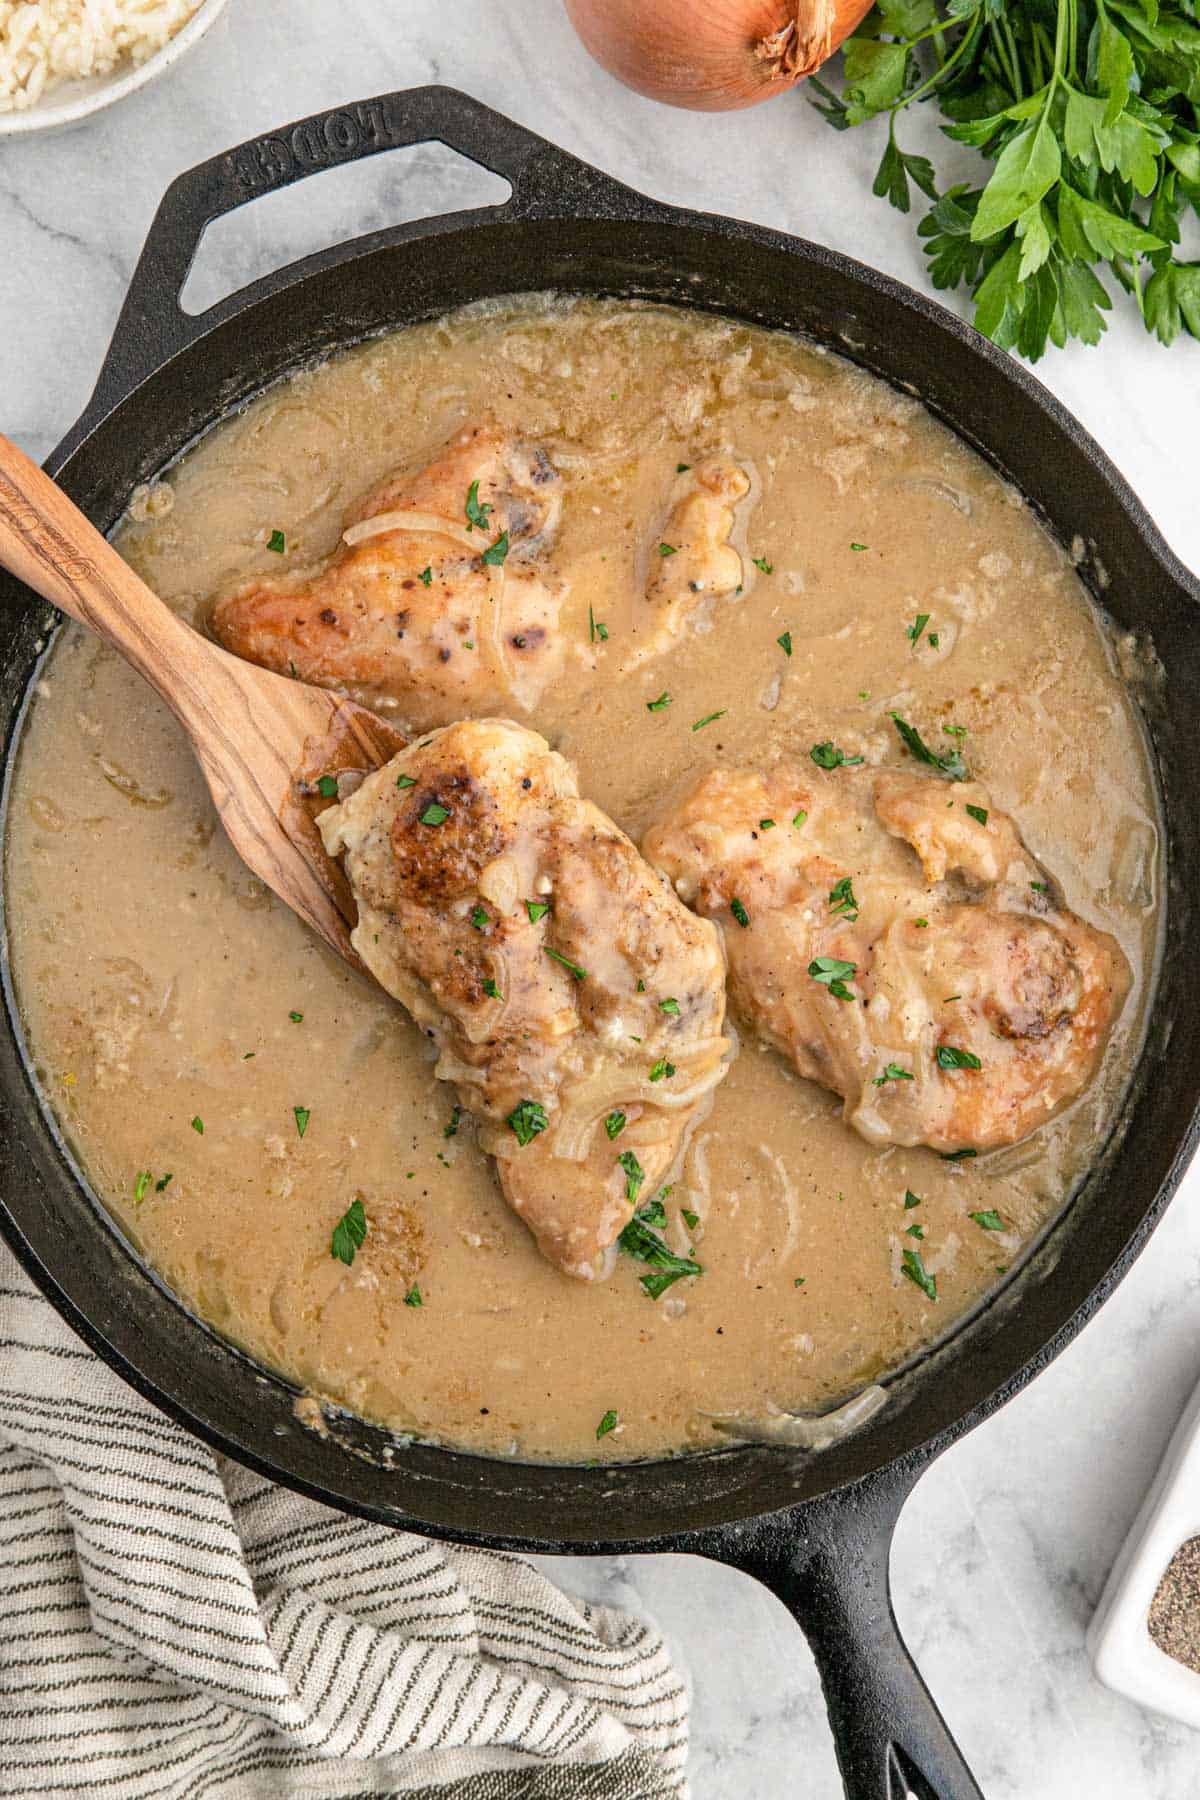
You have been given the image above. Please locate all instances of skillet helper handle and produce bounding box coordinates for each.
[81,86,650,423]
[707,1468,983,1800]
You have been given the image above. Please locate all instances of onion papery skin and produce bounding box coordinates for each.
[563,0,875,112]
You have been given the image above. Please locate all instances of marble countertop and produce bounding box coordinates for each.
[3,2,1200,1793]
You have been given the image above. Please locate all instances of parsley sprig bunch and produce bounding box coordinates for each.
[812,0,1200,359]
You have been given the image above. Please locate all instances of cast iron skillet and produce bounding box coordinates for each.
[1,87,1198,1800]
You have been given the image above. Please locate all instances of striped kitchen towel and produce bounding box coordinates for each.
[0,1248,688,1799]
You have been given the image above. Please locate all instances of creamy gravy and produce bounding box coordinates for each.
[3,298,1161,1461]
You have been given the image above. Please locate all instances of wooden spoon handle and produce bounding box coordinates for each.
[0,432,201,705]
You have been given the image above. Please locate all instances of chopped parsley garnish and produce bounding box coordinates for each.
[525,899,550,924]
[331,1198,367,1266]
[637,979,646,993]
[970,1209,1005,1232]
[588,605,609,644]
[901,1247,937,1301]
[777,631,793,656]
[293,1106,311,1138]
[470,905,489,930]
[647,691,672,712]
[793,810,807,829]
[617,1150,645,1203]
[691,710,726,732]
[828,875,859,921]
[190,1116,204,1135]
[267,529,286,554]
[507,1099,549,1146]
[544,946,586,981]
[914,916,929,928]
[676,462,691,473]
[794,1276,806,1288]
[808,956,857,1002]
[759,819,775,831]
[420,802,450,826]
[929,633,940,648]
[604,1110,627,1141]
[316,774,338,799]
[481,530,510,567]
[752,555,773,574]
[966,804,989,826]
[155,1173,173,1193]
[418,566,432,586]
[907,613,930,647]
[596,1409,619,1439]
[906,1222,925,1239]
[935,1045,982,1071]
[904,1190,922,1209]
[874,1063,914,1086]
[649,1058,676,1082]
[941,1147,978,1163]
[890,714,968,781]
[638,1198,668,1229]
[618,1200,702,1298]
[289,1010,303,1023]
[1030,881,1048,893]
[682,1209,700,1231]
[395,773,417,789]
[404,1283,423,1307]
[811,740,864,769]
[850,542,869,552]
[659,997,680,1016]
[943,723,968,737]
[465,480,492,531]
[730,897,750,928]
[482,977,502,1000]
[658,542,678,557]
[133,1171,151,1203]
[444,1106,462,1139]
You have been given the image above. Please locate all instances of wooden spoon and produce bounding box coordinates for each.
[0,433,405,968]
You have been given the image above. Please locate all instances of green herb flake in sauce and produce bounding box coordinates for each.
[793,810,807,829]
[418,566,432,587]
[901,1248,937,1301]
[907,613,930,647]
[596,1409,619,1439]
[777,631,793,656]
[396,773,417,789]
[691,710,726,732]
[658,542,678,557]
[507,1099,549,1146]
[941,1148,978,1163]
[906,1222,926,1239]
[525,899,550,923]
[604,1110,627,1141]
[850,542,869,552]
[482,977,502,1001]
[267,529,286,554]
[470,905,489,930]
[810,741,864,769]
[752,555,773,574]
[970,1209,1005,1232]
[618,1200,702,1298]
[874,1063,914,1086]
[481,530,509,567]
[966,804,989,826]
[660,997,680,1015]
[890,714,968,781]
[465,481,492,532]
[190,1116,204,1135]
[444,1106,462,1139]
[936,1045,982,1071]
[904,1190,922,1209]
[588,605,609,644]
[544,946,587,981]
[288,1010,303,1023]
[676,462,691,473]
[808,956,857,1002]
[133,1171,151,1203]
[730,897,750,928]
[617,1150,645,1204]
[316,774,339,799]
[293,1106,311,1138]
[420,802,450,826]
[682,1209,700,1231]
[404,1283,423,1307]
[331,1198,367,1266]
[649,1058,676,1082]
[647,692,672,713]
[759,819,775,831]
[828,875,859,920]
[1030,881,1048,893]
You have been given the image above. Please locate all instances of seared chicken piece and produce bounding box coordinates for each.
[644,762,1129,1155]
[211,424,566,729]
[320,720,730,1279]
[626,458,750,668]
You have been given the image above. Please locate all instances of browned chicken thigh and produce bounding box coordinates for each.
[320,719,730,1279]
[644,758,1130,1155]
[211,424,566,729]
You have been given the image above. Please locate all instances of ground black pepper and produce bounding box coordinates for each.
[1148,1536,1200,1673]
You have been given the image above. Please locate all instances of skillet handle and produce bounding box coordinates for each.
[700,1464,983,1800]
[74,85,654,435]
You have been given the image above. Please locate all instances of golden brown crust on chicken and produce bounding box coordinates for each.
[321,719,730,1279]
[210,424,566,729]
[644,761,1130,1155]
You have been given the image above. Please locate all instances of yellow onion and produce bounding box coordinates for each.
[562,0,874,111]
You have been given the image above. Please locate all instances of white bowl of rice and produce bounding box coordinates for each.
[0,0,231,134]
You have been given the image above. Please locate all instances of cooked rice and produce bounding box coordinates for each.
[0,0,202,113]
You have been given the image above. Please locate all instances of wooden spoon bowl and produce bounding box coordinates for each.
[0,433,405,967]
